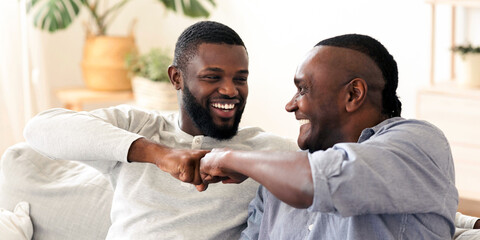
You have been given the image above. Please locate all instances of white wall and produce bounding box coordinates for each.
[35,0,452,141]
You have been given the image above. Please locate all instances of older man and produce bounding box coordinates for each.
[24,21,297,239]
[199,34,458,239]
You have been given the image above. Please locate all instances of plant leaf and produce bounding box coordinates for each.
[159,0,176,11]
[158,0,214,18]
[181,0,210,18]
[31,0,82,32]
[184,0,210,18]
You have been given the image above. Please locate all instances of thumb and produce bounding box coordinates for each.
[195,183,208,192]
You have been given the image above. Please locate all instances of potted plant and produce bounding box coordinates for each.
[452,44,480,87]
[126,48,178,111]
[25,0,215,91]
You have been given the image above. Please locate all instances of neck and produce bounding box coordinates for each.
[347,109,388,143]
[178,109,203,136]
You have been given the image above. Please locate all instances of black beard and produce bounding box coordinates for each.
[182,85,244,140]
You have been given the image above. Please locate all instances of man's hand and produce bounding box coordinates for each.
[128,138,209,186]
[199,149,248,191]
[156,148,210,185]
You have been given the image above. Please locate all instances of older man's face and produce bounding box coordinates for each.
[285,46,353,151]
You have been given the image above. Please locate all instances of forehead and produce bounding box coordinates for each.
[295,46,380,86]
[294,46,345,87]
[188,43,248,71]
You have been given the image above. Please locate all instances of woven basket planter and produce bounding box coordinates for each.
[82,35,137,91]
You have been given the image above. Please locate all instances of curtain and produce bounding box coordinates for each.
[0,0,50,155]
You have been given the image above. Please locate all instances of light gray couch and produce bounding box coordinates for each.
[0,142,112,239]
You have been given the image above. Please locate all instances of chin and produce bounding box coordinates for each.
[297,139,308,151]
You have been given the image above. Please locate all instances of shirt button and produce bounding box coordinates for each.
[308,224,314,231]
[194,138,201,144]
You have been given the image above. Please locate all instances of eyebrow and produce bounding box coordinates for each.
[203,68,249,75]
[294,78,303,85]
[204,67,224,73]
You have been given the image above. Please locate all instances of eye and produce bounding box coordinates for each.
[298,86,308,96]
[234,77,248,83]
[201,75,221,81]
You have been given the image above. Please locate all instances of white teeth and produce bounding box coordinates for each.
[299,119,310,126]
[212,103,235,110]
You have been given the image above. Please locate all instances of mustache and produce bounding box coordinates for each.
[211,95,242,101]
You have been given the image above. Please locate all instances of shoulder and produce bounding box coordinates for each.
[375,117,448,143]
[368,117,454,173]
[236,126,299,151]
[93,105,178,131]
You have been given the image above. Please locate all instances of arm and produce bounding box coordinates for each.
[202,120,457,218]
[128,138,208,185]
[200,149,313,208]
[24,107,207,185]
[455,212,480,229]
[305,120,458,217]
[24,107,143,165]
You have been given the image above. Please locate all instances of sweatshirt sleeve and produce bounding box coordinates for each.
[23,106,149,170]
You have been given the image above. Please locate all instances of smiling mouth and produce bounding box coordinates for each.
[212,103,236,112]
[298,119,310,126]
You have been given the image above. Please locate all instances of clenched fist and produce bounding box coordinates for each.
[127,138,209,187]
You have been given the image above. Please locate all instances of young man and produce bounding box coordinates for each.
[24,21,297,239]
[199,34,458,239]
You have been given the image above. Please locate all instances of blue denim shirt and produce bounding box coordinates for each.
[241,117,458,239]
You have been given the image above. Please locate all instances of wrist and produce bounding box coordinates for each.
[127,138,148,163]
[221,150,241,173]
[128,138,170,164]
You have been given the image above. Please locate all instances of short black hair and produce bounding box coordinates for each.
[315,34,402,118]
[173,21,246,73]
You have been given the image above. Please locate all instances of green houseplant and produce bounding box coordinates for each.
[452,44,480,58]
[452,44,480,87]
[125,48,171,82]
[26,0,216,35]
[126,48,178,111]
[25,0,215,91]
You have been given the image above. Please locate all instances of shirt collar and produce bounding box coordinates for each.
[357,117,404,143]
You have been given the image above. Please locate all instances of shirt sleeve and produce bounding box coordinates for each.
[240,186,265,240]
[455,212,480,229]
[307,119,458,220]
[23,105,149,173]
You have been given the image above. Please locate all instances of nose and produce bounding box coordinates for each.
[285,94,298,112]
[219,79,238,97]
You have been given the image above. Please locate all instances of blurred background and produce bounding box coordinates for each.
[1,0,479,215]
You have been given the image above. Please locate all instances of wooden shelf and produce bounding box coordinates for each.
[419,82,480,99]
[56,88,134,111]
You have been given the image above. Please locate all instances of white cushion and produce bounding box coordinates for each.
[0,142,113,240]
[0,201,33,240]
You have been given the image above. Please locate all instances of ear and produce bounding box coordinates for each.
[344,78,367,113]
[168,65,182,90]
